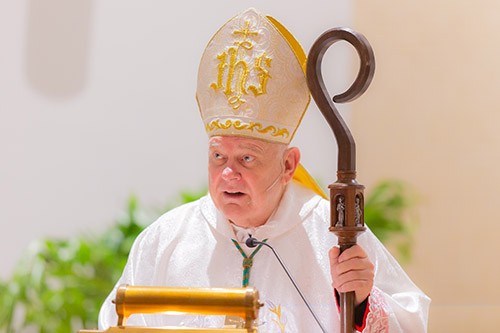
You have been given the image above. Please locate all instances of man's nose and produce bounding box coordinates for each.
[221,165,241,181]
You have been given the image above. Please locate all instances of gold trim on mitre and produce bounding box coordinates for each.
[196,8,310,145]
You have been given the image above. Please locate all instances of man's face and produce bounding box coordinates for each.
[208,136,287,228]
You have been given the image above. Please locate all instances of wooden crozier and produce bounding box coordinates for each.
[306,28,375,333]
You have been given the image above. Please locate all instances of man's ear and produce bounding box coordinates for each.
[282,147,300,184]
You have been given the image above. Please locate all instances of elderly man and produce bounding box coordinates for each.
[99,8,430,332]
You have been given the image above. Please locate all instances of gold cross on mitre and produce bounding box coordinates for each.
[233,21,258,42]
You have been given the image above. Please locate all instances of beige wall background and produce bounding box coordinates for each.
[352,1,500,331]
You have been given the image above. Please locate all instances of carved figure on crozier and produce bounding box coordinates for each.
[355,195,363,227]
[335,195,345,227]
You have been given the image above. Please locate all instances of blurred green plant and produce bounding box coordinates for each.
[0,182,415,332]
[0,190,206,333]
[365,179,419,263]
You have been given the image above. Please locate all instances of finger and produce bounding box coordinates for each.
[334,256,374,275]
[338,244,368,263]
[332,269,374,290]
[334,279,371,293]
[329,246,341,278]
[329,246,340,262]
[334,279,373,306]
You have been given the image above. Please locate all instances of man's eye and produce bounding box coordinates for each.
[243,155,254,162]
[214,152,222,159]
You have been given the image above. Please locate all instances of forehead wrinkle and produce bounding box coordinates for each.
[208,137,286,156]
[238,143,265,154]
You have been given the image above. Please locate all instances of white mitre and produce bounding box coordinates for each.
[196,8,310,145]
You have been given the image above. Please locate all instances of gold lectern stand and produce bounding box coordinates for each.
[79,285,262,333]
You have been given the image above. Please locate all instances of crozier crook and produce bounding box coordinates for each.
[306,28,375,333]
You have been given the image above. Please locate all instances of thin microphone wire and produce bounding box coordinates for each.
[264,162,284,192]
[247,238,328,333]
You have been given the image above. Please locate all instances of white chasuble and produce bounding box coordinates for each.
[99,182,430,332]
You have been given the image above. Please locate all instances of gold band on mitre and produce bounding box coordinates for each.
[196,8,310,145]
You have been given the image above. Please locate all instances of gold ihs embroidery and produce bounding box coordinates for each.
[210,21,272,109]
[248,52,272,96]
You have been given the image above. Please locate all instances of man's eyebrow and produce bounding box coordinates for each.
[209,142,221,148]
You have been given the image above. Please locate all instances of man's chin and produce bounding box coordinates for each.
[219,204,249,223]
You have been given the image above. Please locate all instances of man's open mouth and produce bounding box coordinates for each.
[224,191,245,197]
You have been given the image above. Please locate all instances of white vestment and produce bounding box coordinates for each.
[99,182,430,332]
